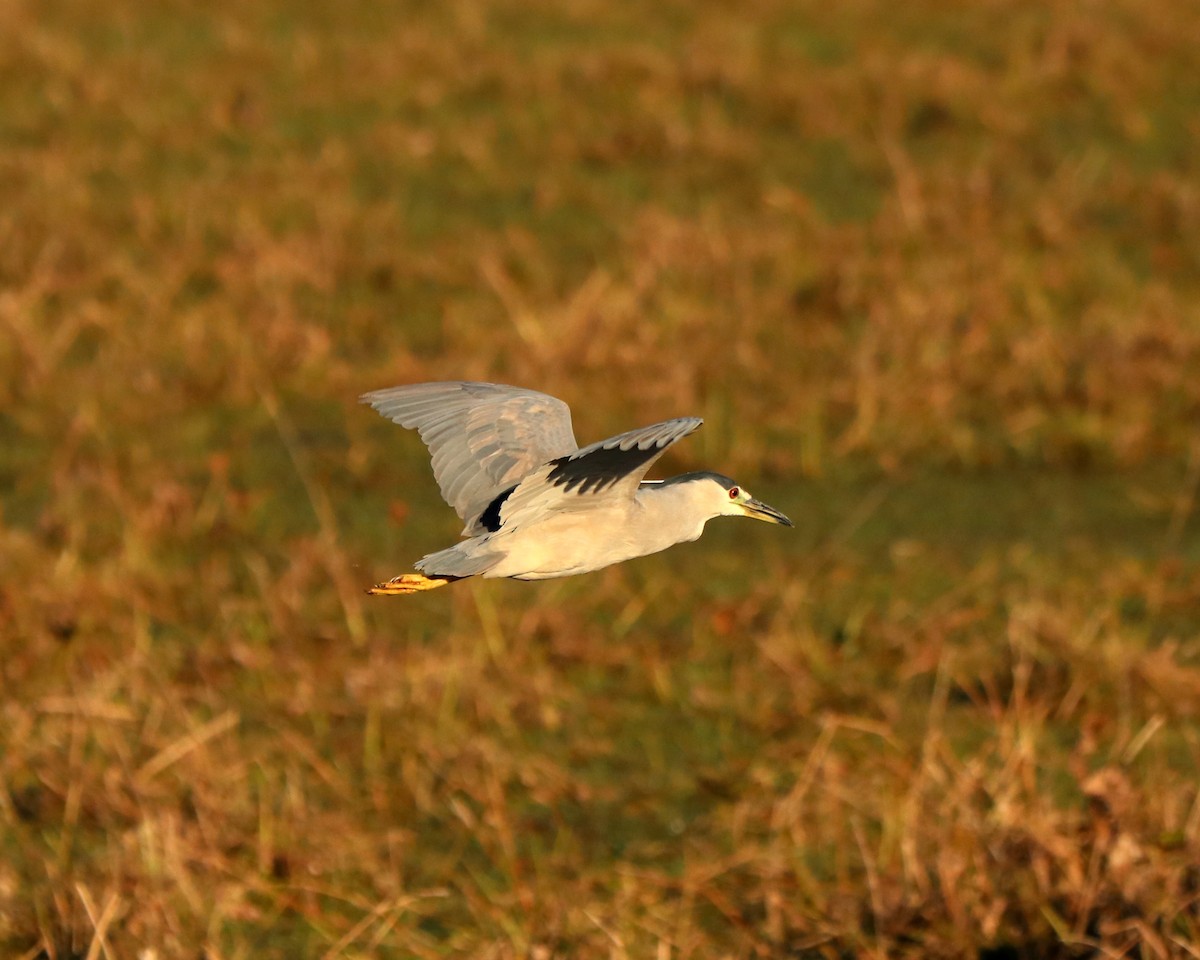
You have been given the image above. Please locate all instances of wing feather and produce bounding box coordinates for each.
[361,381,578,534]
[495,417,703,529]
[548,418,703,494]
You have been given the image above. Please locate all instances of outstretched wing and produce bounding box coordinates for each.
[545,418,704,495]
[361,381,579,534]
[492,417,703,530]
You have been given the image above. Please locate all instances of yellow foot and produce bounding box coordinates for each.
[366,573,455,596]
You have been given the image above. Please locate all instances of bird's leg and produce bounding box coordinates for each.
[366,573,459,596]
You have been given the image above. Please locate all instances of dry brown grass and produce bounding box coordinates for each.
[2,0,1200,956]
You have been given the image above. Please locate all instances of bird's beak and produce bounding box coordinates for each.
[742,497,793,527]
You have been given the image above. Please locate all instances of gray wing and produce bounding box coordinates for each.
[494,417,703,529]
[546,418,704,495]
[361,381,579,534]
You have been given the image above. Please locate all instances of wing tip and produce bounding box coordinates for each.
[565,415,704,459]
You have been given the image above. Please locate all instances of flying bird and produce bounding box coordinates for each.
[361,381,792,595]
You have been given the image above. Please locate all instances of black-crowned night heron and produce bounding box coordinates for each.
[362,381,792,595]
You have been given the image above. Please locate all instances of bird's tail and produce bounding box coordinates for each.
[366,573,460,596]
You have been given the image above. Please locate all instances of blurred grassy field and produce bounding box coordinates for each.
[3,0,1200,955]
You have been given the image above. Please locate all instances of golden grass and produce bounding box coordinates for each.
[2,0,1200,955]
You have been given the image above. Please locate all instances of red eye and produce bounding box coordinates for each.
[729,487,739,499]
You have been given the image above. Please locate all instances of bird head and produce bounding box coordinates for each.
[697,473,793,526]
